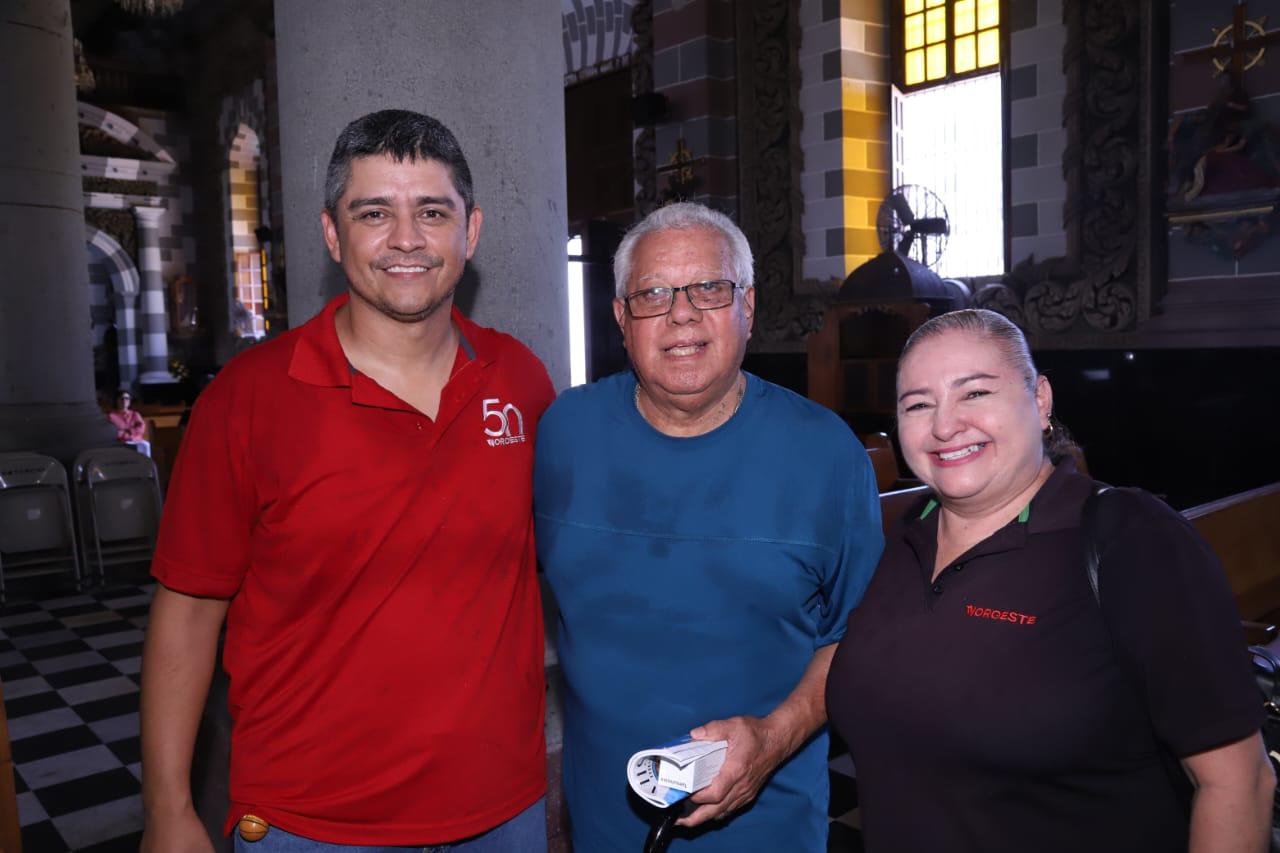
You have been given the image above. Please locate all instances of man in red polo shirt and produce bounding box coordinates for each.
[140,110,554,851]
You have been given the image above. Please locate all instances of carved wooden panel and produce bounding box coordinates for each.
[736,0,825,350]
[975,0,1167,346]
[631,0,657,217]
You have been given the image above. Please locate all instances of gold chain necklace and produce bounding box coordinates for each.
[633,373,746,423]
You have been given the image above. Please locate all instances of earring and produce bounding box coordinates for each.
[1043,422,1054,439]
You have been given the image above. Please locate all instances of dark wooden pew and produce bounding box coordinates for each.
[1183,482,1280,633]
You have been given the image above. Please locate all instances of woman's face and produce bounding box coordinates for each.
[118,393,132,410]
[896,330,1052,515]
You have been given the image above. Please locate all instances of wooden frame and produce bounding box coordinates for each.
[891,0,1005,93]
[974,0,1170,347]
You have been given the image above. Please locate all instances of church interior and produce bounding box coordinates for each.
[2,0,1280,849]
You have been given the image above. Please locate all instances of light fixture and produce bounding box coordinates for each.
[114,0,184,16]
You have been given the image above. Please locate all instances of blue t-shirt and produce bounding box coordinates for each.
[535,372,883,852]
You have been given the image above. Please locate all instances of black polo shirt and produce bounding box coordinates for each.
[826,461,1262,853]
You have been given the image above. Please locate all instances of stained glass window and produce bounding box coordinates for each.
[902,0,1000,88]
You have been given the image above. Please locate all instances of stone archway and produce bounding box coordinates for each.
[85,224,141,389]
[77,102,175,165]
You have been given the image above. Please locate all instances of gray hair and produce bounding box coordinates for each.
[899,309,1081,463]
[901,309,1036,390]
[612,202,754,298]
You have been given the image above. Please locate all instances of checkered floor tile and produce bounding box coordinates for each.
[2,576,863,851]
[827,736,864,852]
[1,581,152,852]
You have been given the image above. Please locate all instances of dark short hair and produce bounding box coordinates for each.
[324,110,475,216]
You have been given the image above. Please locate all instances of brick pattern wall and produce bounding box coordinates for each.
[563,0,636,82]
[131,109,197,288]
[218,80,269,339]
[87,245,115,349]
[651,0,738,215]
[85,225,141,388]
[78,103,194,294]
[227,128,262,259]
[78,103,195,388]
[1007,0,1068,267]
[799,0,890,285]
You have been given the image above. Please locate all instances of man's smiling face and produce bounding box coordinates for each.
[321,154,481,323]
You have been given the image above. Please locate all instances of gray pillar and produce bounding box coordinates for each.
[113,289,140,390]
[274,0,570,388]
[0,0,115,456]
[132,205,177,385]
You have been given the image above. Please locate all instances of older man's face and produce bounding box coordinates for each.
[613,226,754,409]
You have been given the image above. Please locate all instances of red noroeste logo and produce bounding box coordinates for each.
[965,604,1037,625]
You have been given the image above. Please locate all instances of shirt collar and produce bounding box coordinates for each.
[902,458,1089,567]
[287,293,494,389]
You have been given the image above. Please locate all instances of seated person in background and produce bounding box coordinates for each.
[107,389,150,457]
[826,308,1274,853]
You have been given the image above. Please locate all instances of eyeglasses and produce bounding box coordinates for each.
[622,279,743,319]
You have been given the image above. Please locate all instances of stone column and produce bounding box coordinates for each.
[0,0,115,457]
[273,0,570,388]
[113,290,141,390]
[132,205,177,385]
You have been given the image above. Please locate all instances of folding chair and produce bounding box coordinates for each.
[0,452,82,603]
[73,447,163,586]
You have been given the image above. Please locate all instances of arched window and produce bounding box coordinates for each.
[226,123,268,338]
[900,0,1000,88]
[893,0,1004,278]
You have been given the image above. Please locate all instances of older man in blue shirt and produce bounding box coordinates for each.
[535,202,883,851]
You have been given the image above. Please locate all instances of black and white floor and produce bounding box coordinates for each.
[0,580,151,852]
[2,578,862,852]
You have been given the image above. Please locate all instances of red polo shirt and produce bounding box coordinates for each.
[152,294,554,844]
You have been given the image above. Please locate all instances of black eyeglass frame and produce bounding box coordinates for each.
[622,279,745,319]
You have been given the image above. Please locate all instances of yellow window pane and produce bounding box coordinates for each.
[905,49,925,85]
[953,0,975,35]
[925,0,944,7]
[905,0,924,13]
[926,42,947,79]
[977,28,1000,66]
[905,13,925,49]
[954,34,976,73]
[977,0,999,29]
[926,7,946,43]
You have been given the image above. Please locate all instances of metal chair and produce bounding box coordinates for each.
[0,452,82,602]
[73,447,163,585]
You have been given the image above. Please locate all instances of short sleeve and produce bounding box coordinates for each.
[813,440,885,647]
[1096,490,1263,757]
[525,352,557,427]
[151,374,257,598]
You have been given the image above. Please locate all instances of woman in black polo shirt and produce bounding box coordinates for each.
[826,309,1272,853]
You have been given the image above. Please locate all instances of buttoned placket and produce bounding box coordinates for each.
[906,506,1030,611]
[346,345,487,449]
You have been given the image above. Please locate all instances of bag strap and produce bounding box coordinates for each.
[1078,482,1197,811]
[1081,483,1112,605]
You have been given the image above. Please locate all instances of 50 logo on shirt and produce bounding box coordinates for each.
[483,397,526,446]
